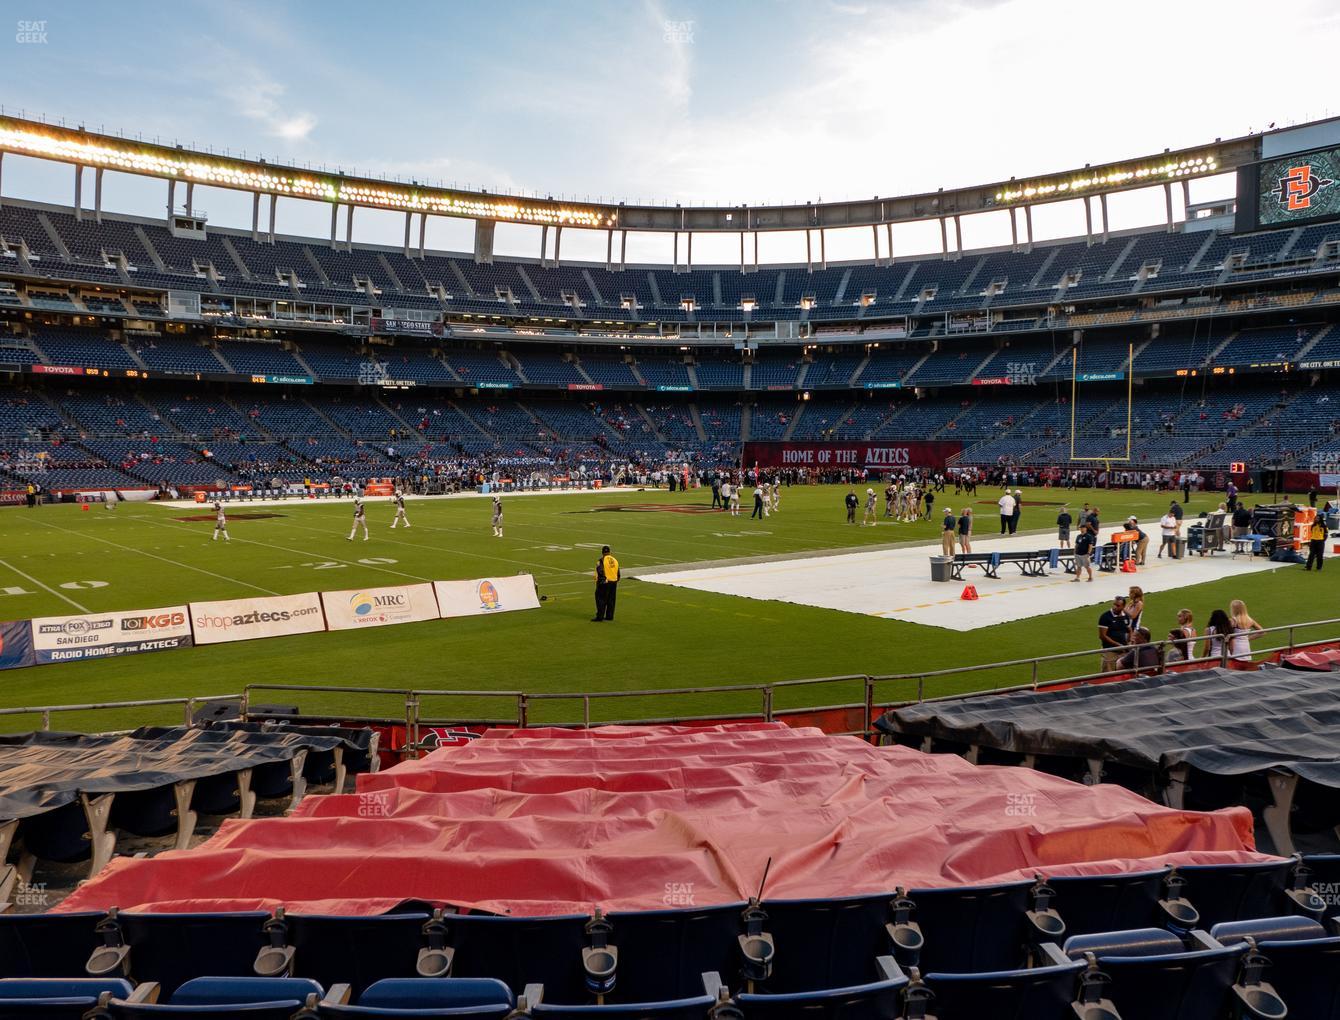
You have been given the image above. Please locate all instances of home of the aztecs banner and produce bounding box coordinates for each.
[743,441,963,471]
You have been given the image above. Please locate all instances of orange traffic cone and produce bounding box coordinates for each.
[81,503,89,512]
[960,585,979,601]
[1120,559,1137,573]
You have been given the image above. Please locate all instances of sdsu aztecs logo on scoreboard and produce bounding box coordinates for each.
[1258,147,1340,225]
[1270,163,1336,213]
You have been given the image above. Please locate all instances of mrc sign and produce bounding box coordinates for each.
[743,441,963,470]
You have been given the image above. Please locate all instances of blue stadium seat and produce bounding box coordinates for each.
[317,976,514,1017]
[1211,915,1340,1018]
[602,904,748,1001]
[85,911,270,995]
[107,976,323,1016]
[902,880,1064,972]
[522,973,719,1018]
[254,911,435,996]
[0,912,102,978]
[910,944,1086,1019]
[1048,868,1195,937]
[0,977,135,1019]
[1176,860,1323,929]
[753,893,909,993]
[732,956,907,1018]
[442,913,590,1001]
[1062,927,1285,1020]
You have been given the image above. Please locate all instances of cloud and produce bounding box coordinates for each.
[226,65,318,141]
[644,0,694,108]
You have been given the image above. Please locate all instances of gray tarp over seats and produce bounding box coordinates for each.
[877,665,1340,856]
[0,727,348,894]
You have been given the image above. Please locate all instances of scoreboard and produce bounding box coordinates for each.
[1237,143,1340,231]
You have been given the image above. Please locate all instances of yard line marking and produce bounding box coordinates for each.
[27,519,280,596]
[123,513,437,584]
[0,558,90,613]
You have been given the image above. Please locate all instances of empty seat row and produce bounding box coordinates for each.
[7,917,1340,1018]
[0,859,1324,1006]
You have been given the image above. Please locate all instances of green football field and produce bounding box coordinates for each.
[0,484,1334,733]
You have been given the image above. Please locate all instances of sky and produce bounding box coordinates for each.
[3,0,1340,265]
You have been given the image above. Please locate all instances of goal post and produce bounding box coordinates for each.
[1069,340,1134,465]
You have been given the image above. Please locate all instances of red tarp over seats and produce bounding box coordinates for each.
[58,723,1275,916]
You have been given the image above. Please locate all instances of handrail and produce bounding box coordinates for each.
[0,617,1334,738]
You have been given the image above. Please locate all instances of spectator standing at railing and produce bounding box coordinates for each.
[1167,609,1197,662]
[1098,595,1131,673]
[1203,608,1231,660]
[1228,599,1263,664]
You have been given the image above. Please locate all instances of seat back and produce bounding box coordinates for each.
[286,913,429,995]
[1212,917,1340,1018]
[1063,930,1245,1020]
[904,881,1034,972]
[755,895,893,994]
[530,993,715,1018]
[359,977,513,1010]
[1176,861,1294,929]
[921,958,1086,1019]
[0,912,102,978]
[0,976,135,1019]
[1048,870,1168,938]
[117,912,270,994]
[734,957,907,1019]
[170,976,323,1005]
[604,904,745,1001]
[445,914,589,1001]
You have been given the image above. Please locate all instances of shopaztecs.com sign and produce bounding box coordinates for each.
[743,441,963,470]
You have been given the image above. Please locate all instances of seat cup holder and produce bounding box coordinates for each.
[1237,986,1287,1020]
[1028,909,1066,939]
[253,944,294,977]
[1078,1006,1122,1020]
[582,945,617,996]
[85,944,129,977]
[1160,898,1200,930]
[889,923,924,954]
[416,946,453,979]
[738,933,775,983]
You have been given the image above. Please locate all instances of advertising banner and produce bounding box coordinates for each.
[434,575,541,620]
[0,621,34,671]
[322,583,441,632]
[190,592,325,645]
[31,606,192,664]
[742,441,963,471]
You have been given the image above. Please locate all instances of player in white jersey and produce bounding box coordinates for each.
[729,484,741,516]
[390,489,410,529]
[212,499,230,542]
[347,495,369,541]
[770,480,780,514]
[491,495,503,537]
[719,480,731,512]
[862,487,877,526]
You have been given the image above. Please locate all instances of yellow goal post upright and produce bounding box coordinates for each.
[1068,335,1134,469]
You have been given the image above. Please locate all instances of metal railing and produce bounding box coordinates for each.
[2,617,1335,745]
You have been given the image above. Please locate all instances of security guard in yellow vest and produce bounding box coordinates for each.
[593,545,619,622]
[1306,516,1327,571]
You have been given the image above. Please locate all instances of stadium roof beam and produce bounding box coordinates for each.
[0,114,1264,241]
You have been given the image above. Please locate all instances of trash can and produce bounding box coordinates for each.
[1171,536,1187,559]
[930,557,954,582]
